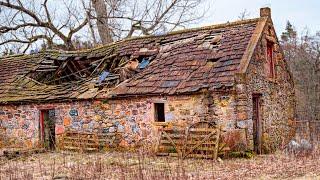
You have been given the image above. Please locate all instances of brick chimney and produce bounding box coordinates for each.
[260,7,271,17]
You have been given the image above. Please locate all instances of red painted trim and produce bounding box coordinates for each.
[267,42,275,78]
[40,111,45,142]
[37,106,56,110]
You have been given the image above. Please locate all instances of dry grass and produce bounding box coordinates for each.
[0,149,319,180]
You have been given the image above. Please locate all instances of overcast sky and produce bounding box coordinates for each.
[200,0,320,36]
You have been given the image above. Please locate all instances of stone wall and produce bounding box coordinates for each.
[0,92,239,149]
[235,19,296,152]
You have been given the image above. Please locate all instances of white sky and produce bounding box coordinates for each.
[198,0,320,36]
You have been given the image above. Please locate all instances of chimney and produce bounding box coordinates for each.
[260,7,271,17]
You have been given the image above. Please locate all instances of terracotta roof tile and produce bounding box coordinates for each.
[110,20,257,96]
[0,17,263,102]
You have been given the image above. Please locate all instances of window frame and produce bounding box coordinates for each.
[267,41,276,79]
[154,103,165,122]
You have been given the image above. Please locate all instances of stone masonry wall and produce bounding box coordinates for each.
[235,19,296,152]
[0,92,238,149]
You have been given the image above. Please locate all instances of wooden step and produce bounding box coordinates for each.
[62,142,98,146]
[185,146,217,151]
[184,153,215,159]
[161,134,185,139]
[186,134,218,139]
[188,128,217,133]
[63,146,98,152]
[185,141,217,145]
[163,128,185,133]
[156,152,169,156]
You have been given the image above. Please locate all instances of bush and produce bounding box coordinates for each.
[225,150,255,159]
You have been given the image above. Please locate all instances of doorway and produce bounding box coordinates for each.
[252,94,262,154]
[40,109,56,150]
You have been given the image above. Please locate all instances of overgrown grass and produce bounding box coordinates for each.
[0,148,319,179]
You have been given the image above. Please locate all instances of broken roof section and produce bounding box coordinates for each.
[0,16,268,103]
[107,18,265,97]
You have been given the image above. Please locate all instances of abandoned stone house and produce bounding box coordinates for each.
[0,8,295,153]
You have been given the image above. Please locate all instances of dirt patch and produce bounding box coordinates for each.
[0,151,319,179]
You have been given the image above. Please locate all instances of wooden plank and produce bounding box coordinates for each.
[186,153,214,159]
[160,140,185,145]
[162,131,183,157]
[213,126,221,159]
[61,131,99,153]
[185,141,217,145]
[157,152,169,156]
[188,128,217,132]
[162,133,185,139]
[163,128,185,132]
[183,130,217,158]
[156,123,221,160]
[186,134,218,139]
[191,146,217,151]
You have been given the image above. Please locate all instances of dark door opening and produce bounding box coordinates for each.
[252,94,262,154]
[155,103,165,122]
[40,109,56,150]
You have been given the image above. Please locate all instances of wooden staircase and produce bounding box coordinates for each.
[60,131,99,152]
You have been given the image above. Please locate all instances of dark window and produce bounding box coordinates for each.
[154,103,165,122]
[267,42,275,78]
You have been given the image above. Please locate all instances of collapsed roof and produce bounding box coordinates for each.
[0,16,268,103]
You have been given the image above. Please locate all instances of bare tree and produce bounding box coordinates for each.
[0,0,90,51]
[238,9,250,20]
[91,0,113,44]
[87,0,207,40]
[0,0,207,53]
[281,21,320,121]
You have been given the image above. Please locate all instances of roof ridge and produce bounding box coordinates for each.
[0,17,261,59]
[87,17,262,52]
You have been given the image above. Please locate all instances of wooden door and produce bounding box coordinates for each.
[40,110,56,150]
[252,94,262,154]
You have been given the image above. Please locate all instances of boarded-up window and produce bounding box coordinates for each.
[154,103,165,122]
[267,42,276,78]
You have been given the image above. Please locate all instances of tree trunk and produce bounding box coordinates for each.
[91,0,113,44]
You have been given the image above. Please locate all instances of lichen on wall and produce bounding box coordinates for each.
[0,91,242,150]
[235,19,296,152]
[0,105,40,148]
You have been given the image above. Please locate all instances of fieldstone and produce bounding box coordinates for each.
[94,115,102,121]
[109,127,116,133]
[83,124,89,129]
[106,123,113,127]
[117,124,125,133]
[237,112,248,121]
[63,118,71,126]
[101,123,107,128]
[236,120,248,129]
[132,109,138,115]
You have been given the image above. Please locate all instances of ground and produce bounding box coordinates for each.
[0,150,319,180]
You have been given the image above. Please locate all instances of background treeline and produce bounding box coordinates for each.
[280,22,320,121]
